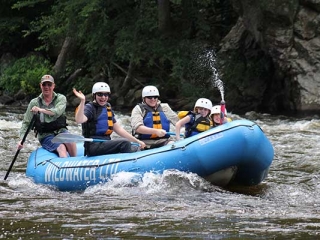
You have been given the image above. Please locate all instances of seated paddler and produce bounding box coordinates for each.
[131,85,179,149]
[175,98,213,140]
[73,82,145,156]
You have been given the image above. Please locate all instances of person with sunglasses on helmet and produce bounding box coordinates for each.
[18,74,77,158]
[131,85,179,149]
[175,98,213,140]
[73,82,146,156]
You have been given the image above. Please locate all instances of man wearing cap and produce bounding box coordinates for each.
[18,74,77,157]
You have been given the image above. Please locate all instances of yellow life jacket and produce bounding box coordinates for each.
[178,111,191,119]
[75,102,114,137]
[183,112,212,137]
[136,103,170,139]
[226,117,232,122]
[195,118,212,132]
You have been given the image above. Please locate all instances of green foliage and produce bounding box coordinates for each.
[0,0,52,55]
[71,75,94,95]
[0,55,52,96]
[1,0,238,102]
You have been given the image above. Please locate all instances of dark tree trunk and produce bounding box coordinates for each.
[53,36,74,80]
[157,0,172,34]
[114,0,148,95]
[121,60,135,89]
[65,68,83,86]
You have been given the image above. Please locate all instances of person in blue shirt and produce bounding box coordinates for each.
[73,82,145,156]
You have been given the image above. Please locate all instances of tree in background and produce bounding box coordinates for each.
[0,0,237,108]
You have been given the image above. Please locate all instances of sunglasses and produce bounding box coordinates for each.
[41,82,53,87]
[96,92,110,97]
[145,96,158,100]
[197,107,208,111]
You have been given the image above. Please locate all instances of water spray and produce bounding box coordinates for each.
[204,49,226,124]
[206,50,225,102]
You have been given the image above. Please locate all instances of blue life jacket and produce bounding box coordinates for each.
[137,103,170,140]
[80,102,114,138]
[185,112,211,138]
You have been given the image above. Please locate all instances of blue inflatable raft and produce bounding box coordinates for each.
[26,119,274,191]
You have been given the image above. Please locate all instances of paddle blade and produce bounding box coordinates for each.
[52,133,85,143]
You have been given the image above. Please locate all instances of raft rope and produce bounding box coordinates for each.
[35,122,258,170]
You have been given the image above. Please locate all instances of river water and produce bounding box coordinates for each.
[0,106,320,239]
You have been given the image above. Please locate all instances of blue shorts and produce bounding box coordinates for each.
[40,130,69,152]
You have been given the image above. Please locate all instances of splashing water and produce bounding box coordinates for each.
[189,46,225,102]
[213,77,224,102]
[206,50,225,102]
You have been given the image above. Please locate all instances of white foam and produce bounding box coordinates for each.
[0,119,21,130]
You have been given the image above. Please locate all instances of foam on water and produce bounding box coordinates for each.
[0,119,21,130]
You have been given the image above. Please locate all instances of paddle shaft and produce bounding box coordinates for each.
[4,114,36,180]
[83,138,140,146]
[53,132,182,145]
[84,133,183,140]
[83,137,128,143]
[52,133,140,146]
[82,137,140,146]
[167,132,184,137]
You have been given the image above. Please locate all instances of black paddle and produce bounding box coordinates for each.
[4,114,36,180]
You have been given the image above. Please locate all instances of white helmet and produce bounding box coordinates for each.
[194,98,212,111]
[142,85,160,98]
[210,105,228,117]
[92,82,110,94]
[211,105,221,115]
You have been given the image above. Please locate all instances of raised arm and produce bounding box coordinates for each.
[73,88,88,124]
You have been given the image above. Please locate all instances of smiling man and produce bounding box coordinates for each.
[131,85,179,149]
[18,74,77,158]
